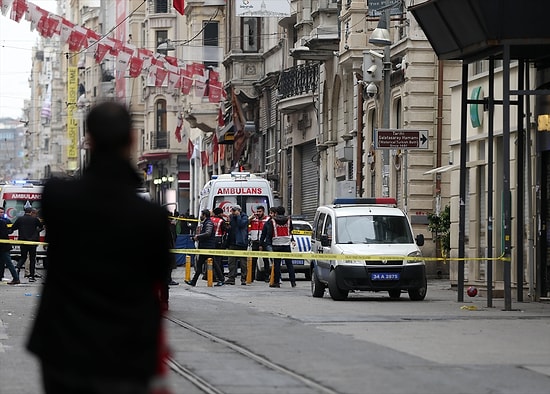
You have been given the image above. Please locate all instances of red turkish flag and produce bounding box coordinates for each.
[217,106,224,128]
[187,139,194,160]
[174,0,184,15]
[213,134,219,163]
[128,56,144,78]
[208,81,222,103]
[10,0,27,22]
[181,69,193,95]
[174,113,183,143]
[67,26,88,52]
[94,43,110,63]
[201,151,209,167]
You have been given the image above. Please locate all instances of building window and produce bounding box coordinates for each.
[203,21,219,68]
[155,100,167,149]
[154,0,168,13]
[156,30,168,56]
[242,18,260,53]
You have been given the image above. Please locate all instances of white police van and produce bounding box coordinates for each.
[310,198,427,301]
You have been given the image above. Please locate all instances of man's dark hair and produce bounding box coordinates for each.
[201,209,211,218]
[86,101,132,154]
[213,207,223,215]
[276,206,285,215]
[256,205,265,211]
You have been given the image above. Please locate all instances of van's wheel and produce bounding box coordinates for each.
[408,278,427,301]
[311,269,325,298]
[388,289,401,299]
[328,270,348,301]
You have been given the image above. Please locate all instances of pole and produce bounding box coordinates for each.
[382,20,391,198]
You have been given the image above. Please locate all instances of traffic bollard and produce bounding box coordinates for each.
[185,255,191,281]
[247,256,253,283]
[269,262,275,286]
[207,258,213,287]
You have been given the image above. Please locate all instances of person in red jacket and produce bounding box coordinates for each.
[248,205,270,281]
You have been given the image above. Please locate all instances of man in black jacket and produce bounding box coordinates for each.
[10,206,43,282]
[0,207,19,284]
[26,102,172,394]
[185,209,223,286]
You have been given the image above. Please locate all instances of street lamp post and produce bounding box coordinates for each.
[369,8,392,197]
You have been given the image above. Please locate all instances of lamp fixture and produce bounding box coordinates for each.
[369,10,392,47]
[157,39,176,52]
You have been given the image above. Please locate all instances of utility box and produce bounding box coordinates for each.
[362,50,383,82]
[336,181,357,198]
[336,146,354,162]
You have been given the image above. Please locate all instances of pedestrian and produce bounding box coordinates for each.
[176,209,193,235]
[211,207,229,284]
[185,209,224,286]
[259,206,278,282]
[225,204,249,285]
[168,213,179,286]
[248,205,270,282]
[10,205,43,282]
[268,206,297,288]
[0,207,19,284]
[26,101,173,394]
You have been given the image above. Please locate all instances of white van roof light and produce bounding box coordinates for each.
[230,171,251,180]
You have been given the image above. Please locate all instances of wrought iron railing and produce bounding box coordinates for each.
[150,131,169,149]
[278,63,319,99]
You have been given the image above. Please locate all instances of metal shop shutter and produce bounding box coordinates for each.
[300,141,319,222]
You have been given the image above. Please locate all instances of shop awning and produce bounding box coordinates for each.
[138,152,171,161]
[410,0,550,63]
[218,121,235,144]
[424,164,458,175]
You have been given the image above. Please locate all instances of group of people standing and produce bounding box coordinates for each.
[184,203,297,288]
[0,205,44,285]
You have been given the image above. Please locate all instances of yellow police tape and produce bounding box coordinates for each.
[0,239,45,246]
[0,239,510,262]
[169,247,511,262]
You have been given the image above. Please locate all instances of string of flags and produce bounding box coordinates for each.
[1,0,231,163]
[0,0,226,102]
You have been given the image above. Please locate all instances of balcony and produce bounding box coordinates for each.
[277,63,319,113]
[150,130,170,150]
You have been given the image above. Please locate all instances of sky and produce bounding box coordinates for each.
[0,0,57,120]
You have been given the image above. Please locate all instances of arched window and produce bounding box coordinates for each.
[155,99,168,149]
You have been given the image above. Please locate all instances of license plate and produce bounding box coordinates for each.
[371,272,400,280]
[292,259,304,265]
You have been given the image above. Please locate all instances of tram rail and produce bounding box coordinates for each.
[165,315,339,394]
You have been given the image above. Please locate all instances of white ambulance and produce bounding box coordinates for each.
[0,181,47,264]
[199,172,274,217]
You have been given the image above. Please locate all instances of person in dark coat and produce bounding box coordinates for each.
[10,205,44,282]
[185,209,223,286]
[225,204,249,285]
[0,207,19,284]
[26,102,172,394]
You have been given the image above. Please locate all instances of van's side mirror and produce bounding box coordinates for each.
[320,234,330,247]
[415,234,424,246]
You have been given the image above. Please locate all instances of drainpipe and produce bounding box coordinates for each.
[356,75,364,197]
[435,60,444,212]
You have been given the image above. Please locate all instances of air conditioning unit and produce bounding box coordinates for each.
[336,146,353,162]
